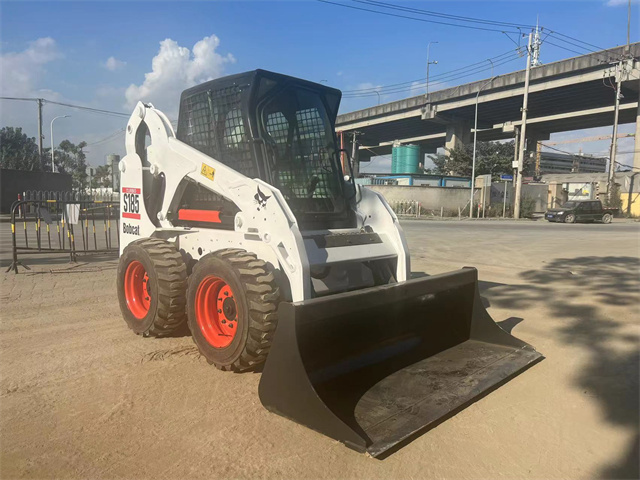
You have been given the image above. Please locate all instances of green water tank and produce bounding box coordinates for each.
[391,144,421,174]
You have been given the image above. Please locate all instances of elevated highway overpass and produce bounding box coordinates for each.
[336,43,640,168]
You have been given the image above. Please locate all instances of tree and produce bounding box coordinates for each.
[91,165,112,188]
[426,141,533,179]
[54,140,88,189]
[0,127,42,171]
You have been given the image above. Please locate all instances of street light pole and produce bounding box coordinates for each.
[50,115,70,172]
[426,41,438,100]
[514,32,534,219]
[470,76,497,218]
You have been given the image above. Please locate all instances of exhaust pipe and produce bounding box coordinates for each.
[258,267,543,457]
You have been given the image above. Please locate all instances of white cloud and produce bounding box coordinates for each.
[104,56,126,71]
[125,35,235,116]
[0,37,61,97]
[0,37,127,168]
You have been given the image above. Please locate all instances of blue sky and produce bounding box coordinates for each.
[0,0,637,169]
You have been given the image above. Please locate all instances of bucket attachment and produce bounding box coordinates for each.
[258,267,543,457]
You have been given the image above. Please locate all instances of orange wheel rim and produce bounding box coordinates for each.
[124,261,151,319]
[195,275,238,348]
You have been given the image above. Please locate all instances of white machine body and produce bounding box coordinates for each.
[119,103,409,302]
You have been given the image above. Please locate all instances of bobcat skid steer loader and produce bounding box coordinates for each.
[116,70,543,457]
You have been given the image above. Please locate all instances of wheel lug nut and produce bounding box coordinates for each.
[224,291,229,296]
[228,323,234,328]
[221,319,226,324]
[218,309,222,313]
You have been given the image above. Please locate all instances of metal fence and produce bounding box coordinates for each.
[22,189,119,203]
[6,198,120,273]
[391,200,422,218]
[390,199,472,219]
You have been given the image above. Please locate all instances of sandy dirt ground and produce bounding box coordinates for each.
[1,220,638,479]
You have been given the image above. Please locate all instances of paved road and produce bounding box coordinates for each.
[1,219,638,479]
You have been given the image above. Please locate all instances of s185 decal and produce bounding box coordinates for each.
[122,187,141,219]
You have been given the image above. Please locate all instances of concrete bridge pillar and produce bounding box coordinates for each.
[445,121,471,155]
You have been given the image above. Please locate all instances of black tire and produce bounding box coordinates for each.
[602,213,613,224]
[187,249,280,372]
[564,213,576,224]
[117,238,188,336]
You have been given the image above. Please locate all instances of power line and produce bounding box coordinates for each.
[546,30,605,53]
[540,143,608,158]
[342,48,521,94]
[0,96,38,102]
[345,54,521,97]
[316,0,522,33]
[318,0,623,66]
[86,129,126,146]
[343,53,522,98]
[319,0,612,57]
[353,0,534,29]
[0,96,130,118]
[543,40,588,58]
[543,33,625,64]
[44,100,129,118]
[615,160,640,171]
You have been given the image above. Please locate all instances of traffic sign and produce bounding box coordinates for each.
[500,174,513,181]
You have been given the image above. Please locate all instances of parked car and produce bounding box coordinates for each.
[545,200,617,224]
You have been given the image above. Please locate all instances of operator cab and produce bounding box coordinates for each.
[176,70,355,229]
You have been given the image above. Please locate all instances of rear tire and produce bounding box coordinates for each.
[187,249,280,372]
[564,213,576,224]
[117,238,188,336]
[602,213,613,224]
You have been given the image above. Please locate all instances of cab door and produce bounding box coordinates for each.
[590,201,603,221]
[575,202,589,221]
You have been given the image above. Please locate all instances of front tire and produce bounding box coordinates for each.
[187,249,280,372]
[117,238,188,336]
[602,213,613,224]
[564,213,576,224]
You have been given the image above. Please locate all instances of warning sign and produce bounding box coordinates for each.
[200,163,216,182]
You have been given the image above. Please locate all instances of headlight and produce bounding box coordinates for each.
[557,211,564,215]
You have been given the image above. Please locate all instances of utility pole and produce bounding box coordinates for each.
[607,62,623,204]
[514,31,534,219]
[426,41,438,100]
[351,131,361,179]
[628,0,632,50]
[532,20,541,67]
[37,99,44,169]
[513,126,520,187]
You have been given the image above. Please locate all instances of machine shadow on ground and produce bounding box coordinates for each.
[486,256,640,480]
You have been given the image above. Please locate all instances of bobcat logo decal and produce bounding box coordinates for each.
[254,186,271,211]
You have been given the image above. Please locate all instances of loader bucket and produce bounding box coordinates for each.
[258,267,543,457]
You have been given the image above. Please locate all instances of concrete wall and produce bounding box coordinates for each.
[521,184,549,213]
[366,184,478,212]
[0,169,72,213]
[621,193,640,217]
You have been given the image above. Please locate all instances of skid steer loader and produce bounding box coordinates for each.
[116,69,542,457]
